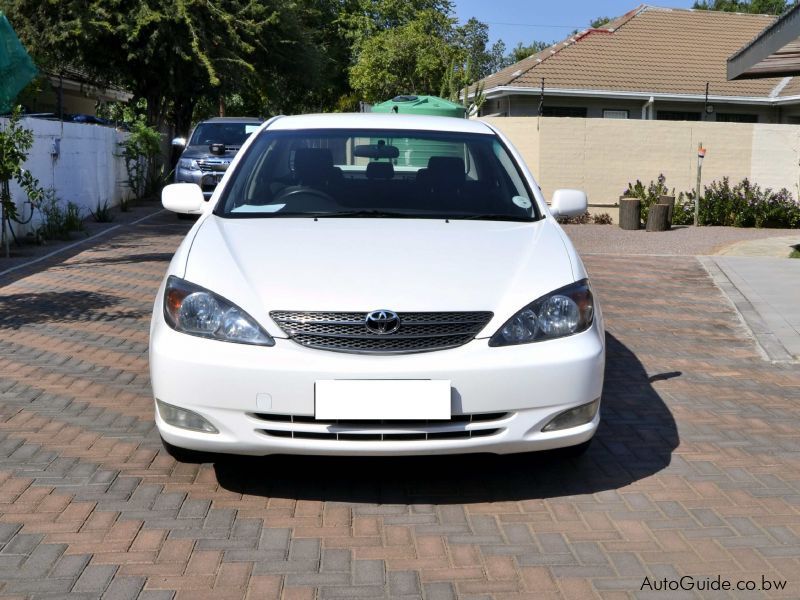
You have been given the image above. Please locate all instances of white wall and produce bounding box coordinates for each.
[1,116,130,236]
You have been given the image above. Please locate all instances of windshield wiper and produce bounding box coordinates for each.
[449,214,533,222]
[307,210,418,219]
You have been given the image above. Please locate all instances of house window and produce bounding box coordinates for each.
[542,106,588,118]
[657,111,701,121]
[603,109,629,119]
[716,113,758,123]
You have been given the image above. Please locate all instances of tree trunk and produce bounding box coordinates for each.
[619,197,641,230]
[658,195,675,228]
[646,203,670,232]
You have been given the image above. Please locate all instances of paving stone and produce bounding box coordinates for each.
[0,217,797,599]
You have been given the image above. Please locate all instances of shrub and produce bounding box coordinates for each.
[89,200,114,223]
[37,190,86,240]
[624,174,671,223]
[592,212,613,225]
[119,122,164,201]
[625,176,800,228]
[672,191,695,226]
[557,211,613,225]
[557,211,592,225]
[698,177,800,228]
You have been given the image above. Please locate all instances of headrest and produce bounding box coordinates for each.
[427,156,465,184]
[366,161,394,180]
[294,148,334,180]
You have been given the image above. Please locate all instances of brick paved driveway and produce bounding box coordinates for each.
[0,212,798,599]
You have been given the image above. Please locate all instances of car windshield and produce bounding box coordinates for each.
[189,122,260,147]
[214,128,540,221]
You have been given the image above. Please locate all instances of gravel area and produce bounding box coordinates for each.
[562,224,800,256]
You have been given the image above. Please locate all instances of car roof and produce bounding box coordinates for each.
[267,113,494,134]
[199,117,262,123]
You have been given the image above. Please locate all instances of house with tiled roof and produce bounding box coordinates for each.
[474,4,800,123]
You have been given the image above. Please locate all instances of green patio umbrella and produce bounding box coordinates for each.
[0,11,37,114]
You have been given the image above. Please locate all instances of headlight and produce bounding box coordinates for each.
[179,158,199,170]
[489,279,593,346]
[163,276,274,346]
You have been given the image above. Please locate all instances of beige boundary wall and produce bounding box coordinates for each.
[481,117,800,222]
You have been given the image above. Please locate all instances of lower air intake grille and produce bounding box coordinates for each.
[258,428,502,442]
[251,412,509,442]
[269,311,493,354]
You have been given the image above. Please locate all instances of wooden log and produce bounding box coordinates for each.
[658,195,675,228]
[646,203,670,232]
[618,197,641,230]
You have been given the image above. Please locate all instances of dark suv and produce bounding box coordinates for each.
[173,117,262,199]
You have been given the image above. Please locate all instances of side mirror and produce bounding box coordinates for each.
[171,137,187,148]
[162,183,205,214]
[550,189,588,218]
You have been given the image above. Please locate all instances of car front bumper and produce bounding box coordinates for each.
[174,167,222,200]
[149,314,605,456]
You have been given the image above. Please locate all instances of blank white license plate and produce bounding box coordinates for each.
[315,380,451,420]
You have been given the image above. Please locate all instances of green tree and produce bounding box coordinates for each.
[349,8,458,102]
[507,41,550,64]
[0,0,328,129]
[338,0,455,49]
[485,40,508,74]
[453,18,493,80]
[692,0,793,14]
[590,16,612,28]
[0,107,42,257]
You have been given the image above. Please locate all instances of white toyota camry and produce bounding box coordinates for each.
[150,113,605,458]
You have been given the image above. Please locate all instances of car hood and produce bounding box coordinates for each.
[179,145,239,160]
[182,216,577,338]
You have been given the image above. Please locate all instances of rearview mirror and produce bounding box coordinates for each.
[354,143,400,159]
[550,189,588,218]
[171,137,187,148]
[162,183,205,214]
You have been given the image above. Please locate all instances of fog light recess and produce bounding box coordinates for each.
[542,399,600,432]
[156,400,219,433]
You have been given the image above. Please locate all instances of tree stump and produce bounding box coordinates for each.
[619,197,641,230]
[646,203,670,231]
[658,195,675,228]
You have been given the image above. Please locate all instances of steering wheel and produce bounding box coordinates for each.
[273,186,336,205]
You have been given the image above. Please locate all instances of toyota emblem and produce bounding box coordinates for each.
[365,310,401,335]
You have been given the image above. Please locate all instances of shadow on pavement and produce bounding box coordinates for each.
[0,208,189,288]
[0,291,146,329]
[57,252,176,267]
[214,333,679,503]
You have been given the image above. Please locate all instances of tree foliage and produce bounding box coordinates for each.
[590,16,612,28]
[1,0,551,125]
[349,9,458,102]
[0,0,330,128]
[506,41,550,64]
[692,0,793,14]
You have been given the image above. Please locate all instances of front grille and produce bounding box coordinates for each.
[197,159,229,173]
[251,412,510,442]
[270,311,493,354]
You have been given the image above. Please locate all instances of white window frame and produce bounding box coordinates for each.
[603,109,629,119]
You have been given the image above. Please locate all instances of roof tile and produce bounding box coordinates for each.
[478,5,788,99]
